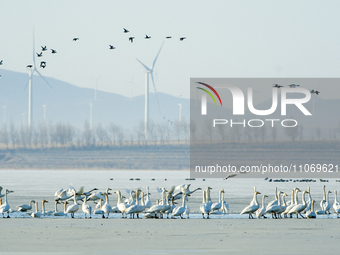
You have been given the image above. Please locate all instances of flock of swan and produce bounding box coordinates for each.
[0,184,339,219]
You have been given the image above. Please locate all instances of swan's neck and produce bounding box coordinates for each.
[323,186,326,200]
[35,202,38,213]
[282,195,286,207]
[42,202,46,214]
[136,193,139,206]
[253,192,259,206]
[311,200,315,212]
[278,194,281,206]
[302,192,307,205]
[219,191,222,203]
[4,192,8,204]
[54,201,58,212]
[335,191,338,203]
[202,191,206,203]
[295,191,299,205]
[274,187,278,200]
[64,203,67,213]
[146,187,150,200]
[117,192,122,204]
[291,190,294,204]
[182,195,186,207]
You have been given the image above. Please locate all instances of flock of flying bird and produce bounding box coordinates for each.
[0,27,186,74]
[0,183,339,220]
[272,83,320,95]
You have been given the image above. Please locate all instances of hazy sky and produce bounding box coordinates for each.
[1,0,340,100]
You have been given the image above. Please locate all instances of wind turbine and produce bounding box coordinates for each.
[27,29,51,133]
[136,42,164,140]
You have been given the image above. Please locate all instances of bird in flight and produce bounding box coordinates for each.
[109,45,116,49]
[51,49,57,54]
[272,84,283,88]
[73,38,79,41]
[223,174,237,180]
[40,61,46,68]
[310,89,320,95]
[166,36,172,39]
[145,35,151,39]
[129,37,135,43]
[0,60,3,65]
[36,52,43,57]
[41,46,47,51]
[289,84,300,88]
[179,37,186,41]
[123,28,129,33]
[26,65,33,68]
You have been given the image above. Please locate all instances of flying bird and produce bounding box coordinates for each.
[40,61,46,68]
[109,45,116,49]
[223,174,237,180]
[0,60,3,65]
[129,37,135,43]
[73,38,79,41]
[123,28,129,33]
[26,65,33,68]
[272,84,283,88]
[145,35,151,39]
[41,46,47,51]
[179,37,186,41]
[289,84,300,88]
[51,49,57,54]
[36,52,43,57]
[311,90,320,95]
[166,36,172,39]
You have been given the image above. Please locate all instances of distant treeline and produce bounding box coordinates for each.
[0,119,189,149]
[0,118,339,150]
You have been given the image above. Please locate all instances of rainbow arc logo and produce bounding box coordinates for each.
[196,82,223,106]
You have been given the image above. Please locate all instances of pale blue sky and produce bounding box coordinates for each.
[1,0,340,100]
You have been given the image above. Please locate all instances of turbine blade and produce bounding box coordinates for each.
[136,58,151,71]
[150,72,161,114]
[35,69,52,88]
[33,28,36,66]
[151,41,164,70]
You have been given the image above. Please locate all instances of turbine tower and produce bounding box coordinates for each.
[27,29,51,132]
[136,42,164,140]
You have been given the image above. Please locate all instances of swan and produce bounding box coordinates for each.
[53,201,68,216]
[221,189,229,214]
[282,189,296,218]
[146,188,167,217]
[172,193,187,219]
[115,190,128,218]
[320,185,331,213]
[200,190,209,219]
[266,187,279,208]
[135,191,146,218]
[126,189,141,218]
[16,200,36,212]
[265,191,283,218]
[211,189,225,212]
[172,184,202,198]
[102,191,112,219]
[285,188,301,218]
[65,189,79,218]
[288,190,309,218]
[275,193,288,218]
[82,193,92,219]
[93,199,105,217]
[0,189,14,218]
[164,197,176,218]
[333,190,340,217]
[304,187,312,213]
[160,194,171,218]
[145,187,152,209]
[240,189,261,219]
[256,195,268,219]
[31,200,48,218]
[306,200,316,219]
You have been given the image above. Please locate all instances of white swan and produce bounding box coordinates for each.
[65,189,79,218]
[145,187,152,209]
[115,190,128,218]
[31,200,48,218]
[240,189,261,219]
[333,190,340,217]
[266,187,279,208]
[16,200,36,212]
[282,188,296,218]
[275,193,288,218]
[306,199,316,219]
[256,195,268,219]
[135,191,146,218]
[53,201,68,216]
[200,190,209,219]
[288,190,309,218]
[164,197,176,218]
[172,193,187,219]
[126,189,141,218]
[93,198,105,217]
[265,191,283,218]
[320,185,332,214]
[211,189,225,211]
[146,188,167,217]
[82,193,92,219]
[304,187,312,213]
[0,189,14,218]
[102,191,112,218]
